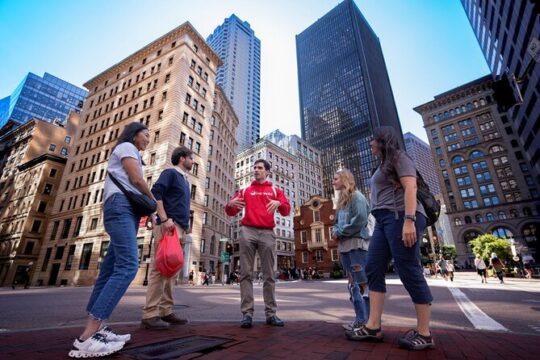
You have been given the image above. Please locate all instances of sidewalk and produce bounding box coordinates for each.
[1,321,539,359]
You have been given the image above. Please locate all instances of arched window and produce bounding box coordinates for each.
[473,100,479,108]
[497,211,506,220]
[466,103,474,110]
[452,155,465,164]
[522,223,539,244]
[465,216,472,224]
[461,105,467,113]
[492,227,514,239]
[475,214,483,223]
[510,209,519,218]
[470,150,484,159]
[464,230,481,242]
[523,207,532,216]
[454,218,462,226]
[450,109,455,116]
[489,145,505,154]
[487,212,496,221]
[480,98,486,106]
[444,111,449,119]
[439,159,446,167]
[455,107,461,115]
[433,115,438,122]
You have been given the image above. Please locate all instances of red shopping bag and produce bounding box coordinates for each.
[155,227,184,278]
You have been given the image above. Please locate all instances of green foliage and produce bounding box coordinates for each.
[441,245,457,260]
[469,234,512,261]
[331,261,344,279]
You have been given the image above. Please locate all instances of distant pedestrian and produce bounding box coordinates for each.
[490,253,505,284]
[347,127,434,350]
[225,159,291,329]
[203,273,210,286]
[446,262,455,282]
[331,169,370,331]
[69,122,153,358]
[189,270,195,286]
[438,258,449,281]
[474,255,488,283]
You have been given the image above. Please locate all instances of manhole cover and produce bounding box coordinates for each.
[123,335,230,360]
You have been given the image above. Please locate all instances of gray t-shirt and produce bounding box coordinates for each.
[369,152,426,217]
[103,142,143,202]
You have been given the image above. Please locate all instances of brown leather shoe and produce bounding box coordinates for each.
[141,316,170,330]
[161,313,188,325]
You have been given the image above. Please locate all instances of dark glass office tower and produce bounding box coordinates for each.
[296,0,403,197]
[460,0,540,183]
[0,72,87,129]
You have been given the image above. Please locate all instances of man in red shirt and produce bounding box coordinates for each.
[225,159,291,328]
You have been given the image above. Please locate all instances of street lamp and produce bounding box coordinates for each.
[143,233,154,286]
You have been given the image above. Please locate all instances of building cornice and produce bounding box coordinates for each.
[84,22,222,88]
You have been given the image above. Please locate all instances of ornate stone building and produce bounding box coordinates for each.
[33,22,222,286]
[200,85,238,279]
[415,76,540,264]
[294,196,338,276]
[0,114,78,286]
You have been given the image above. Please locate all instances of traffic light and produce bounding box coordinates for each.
[226,243,233,255]
[492,74,523,113]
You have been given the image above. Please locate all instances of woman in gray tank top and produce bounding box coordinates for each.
[345,126,434,351]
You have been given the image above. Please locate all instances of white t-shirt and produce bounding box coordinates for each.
[474,258,487,270]
[103,142,143,202]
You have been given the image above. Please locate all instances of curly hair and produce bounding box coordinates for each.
[335,168,357,209]
[373,126,403,182]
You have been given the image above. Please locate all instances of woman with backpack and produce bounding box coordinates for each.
[345,126,434,350]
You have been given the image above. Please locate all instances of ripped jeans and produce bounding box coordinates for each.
[340,248,369,323]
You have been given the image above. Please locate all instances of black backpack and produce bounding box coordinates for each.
[415,170,441,227]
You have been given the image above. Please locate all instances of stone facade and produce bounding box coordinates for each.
[33,22,222,286]
[415,76,540,265]
[200,85,238,281]
[0,114,78,286]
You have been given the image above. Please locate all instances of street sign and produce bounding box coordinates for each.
[220,251,230,263]
[527,38,540,63]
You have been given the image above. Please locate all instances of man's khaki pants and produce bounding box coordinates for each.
[142,223,185,319]
[239,226,277,318]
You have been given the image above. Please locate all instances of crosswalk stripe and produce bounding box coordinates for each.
[447,284,508,331]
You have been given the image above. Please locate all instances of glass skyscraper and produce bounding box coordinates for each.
[207,14,261,152]
[296,0,403,197]
[0,72,87,129]
[460,0,540,183]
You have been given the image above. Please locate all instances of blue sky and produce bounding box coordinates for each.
[0,0,490,142]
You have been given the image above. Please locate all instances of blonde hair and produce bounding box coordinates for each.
[335,169,357,209]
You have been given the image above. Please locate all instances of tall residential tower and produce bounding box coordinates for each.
[207,15,261,152]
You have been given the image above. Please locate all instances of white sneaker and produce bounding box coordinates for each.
[68,333,124,358]
[97,326,131,343]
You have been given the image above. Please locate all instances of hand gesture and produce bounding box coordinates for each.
[402,220,417,247]
[146,214,156,230]
[266,199,281,213]
[229,197,246,210]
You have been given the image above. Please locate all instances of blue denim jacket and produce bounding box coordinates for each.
[332,190,369,240]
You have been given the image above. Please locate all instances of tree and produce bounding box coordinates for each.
[469,234,512,261]
[441,245,457,260]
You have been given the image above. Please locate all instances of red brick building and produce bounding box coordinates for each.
[294,196,339,277]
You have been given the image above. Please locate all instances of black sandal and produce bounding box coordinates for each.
[398,329,435,350]
[345,325,384,342]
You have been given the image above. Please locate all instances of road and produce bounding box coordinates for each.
[1,271,539,336]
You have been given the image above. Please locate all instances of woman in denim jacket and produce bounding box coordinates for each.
[332,169,370,331]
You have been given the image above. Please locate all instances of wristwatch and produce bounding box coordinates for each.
[404,214,416,222]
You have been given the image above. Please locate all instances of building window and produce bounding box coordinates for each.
[50,221,60,240]
[191,185,196,200]
[89,217,98,231]
[60,147,68,156]
[31,220,42,233]
[331,249,339,262]
[61,219,72,239]
[313,210,320,222]
[64,136,71,144]
[301,231,307,244]
[302,251,308,263]
[37,201,47,213]
[65,245,76,270]
[201,239,206,253]
[49,144,56,151]
[315,249,323,262]
[49,168,57,178]
[73,216,83,237]
[79,243,93,270]
[24,241,35,255]
[55,246,65,260]
[41,248,52,272]
[43,183,53,195]
[315,229,322,243]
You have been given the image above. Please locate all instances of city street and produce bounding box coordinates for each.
[1,271,539,336]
